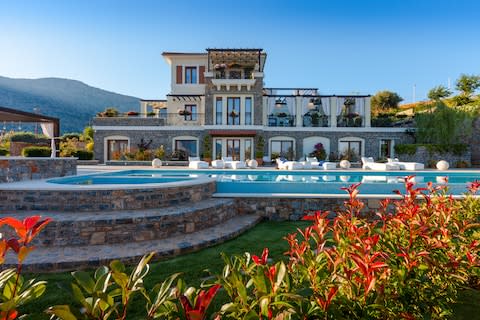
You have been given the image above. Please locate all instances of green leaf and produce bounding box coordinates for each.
[275,262,287,289]
[71,271,95,294]
[93,272,111,293]
[45,305,78,320]
[109,260,125,274]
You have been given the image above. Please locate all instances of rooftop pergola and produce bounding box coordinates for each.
[0,106,60,137]
[206,48,266,72]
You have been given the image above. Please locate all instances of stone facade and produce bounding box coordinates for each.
[263,130,413,160]
[0,157,77,183]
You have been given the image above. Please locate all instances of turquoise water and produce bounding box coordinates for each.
[47,169,480,195]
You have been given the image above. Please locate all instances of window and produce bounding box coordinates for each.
[183,105,197,121]
[271,140,294,160]
[175,139,197,158]
[215,97,223,125]
[339,140,362,161]
[245,97,252,125]
[380,139,394,159]
[245,139,252,159]
[185,67,197,84]
[227,97,241,125]
[215,139,222,159]
[159,108,167,118]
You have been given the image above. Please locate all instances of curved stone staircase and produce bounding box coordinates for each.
[2,198,261,272]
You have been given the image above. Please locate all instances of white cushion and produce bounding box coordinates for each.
[188,156,200,162]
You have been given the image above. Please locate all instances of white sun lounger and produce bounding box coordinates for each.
[188,156,209,169]
[361,157,400,171]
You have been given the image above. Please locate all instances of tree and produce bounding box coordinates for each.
[427,85,452,100]
[371,91,403,114]
[455,74,480,97]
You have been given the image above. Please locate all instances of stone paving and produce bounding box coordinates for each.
[3,214,261,272]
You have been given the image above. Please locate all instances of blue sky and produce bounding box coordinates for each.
[1,0,479,102]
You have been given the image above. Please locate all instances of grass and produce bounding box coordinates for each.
[17,220,480,319]
[19,220,310,319]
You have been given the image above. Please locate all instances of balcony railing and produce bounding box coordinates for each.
[93,113,205,126]
[268,114,296,127]
[337,115,364,127]
[302,114,330,127]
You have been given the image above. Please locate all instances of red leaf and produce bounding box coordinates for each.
[7,239,20,253]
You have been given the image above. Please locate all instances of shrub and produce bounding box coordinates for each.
[0,216,51,318]
[154,145,165,160]
[97,107,119,117]
[22,146,51,157]
[73,150,94,160]
[0,147,8,156]
[85,141,94,152]
[309,142,326,160]
[60,133,81,141]
[9,132,49,144]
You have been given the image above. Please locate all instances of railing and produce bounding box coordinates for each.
[302,114,330,127]
[337,115,364,127]
[267,114,296,127]
[93,113,205,126]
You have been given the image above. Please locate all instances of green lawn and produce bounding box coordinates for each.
[18,221,480,319]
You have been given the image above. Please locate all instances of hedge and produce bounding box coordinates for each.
[21,146,51,157]
[0,147,8,156]
[395,143,468,156]
[10,132,50,144]
[73,150,94,160]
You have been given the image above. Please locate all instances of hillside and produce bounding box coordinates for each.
[0,76,141,133]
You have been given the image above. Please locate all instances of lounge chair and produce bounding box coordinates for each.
[305,157,337,170]
[276,158,303,170]
[222,156,247,169]
[188,156,209,169]
[211,159,224,168]
[387,158,425,170]
[361,157,400,171]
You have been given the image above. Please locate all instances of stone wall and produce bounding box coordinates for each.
[0,180,216,212]
[0,157,77,183]
[397,146,472,168]
[235,196,386,221]
[93,129,204,163]
[10,141,49,156]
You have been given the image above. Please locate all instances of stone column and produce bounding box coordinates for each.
[295,96,303,127]
[364,96,371,128]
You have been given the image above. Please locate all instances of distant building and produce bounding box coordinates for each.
[93,48,411,163]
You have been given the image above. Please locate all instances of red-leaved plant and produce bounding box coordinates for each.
[0,216,51,319]
[217,178,480,319]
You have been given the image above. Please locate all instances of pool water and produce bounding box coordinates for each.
[48,169,480,196]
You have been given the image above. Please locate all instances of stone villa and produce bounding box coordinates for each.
[92,48,411,163]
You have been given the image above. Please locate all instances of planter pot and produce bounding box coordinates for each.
[256,158,264,166]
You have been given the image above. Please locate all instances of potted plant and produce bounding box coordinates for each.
[255,136,265,165]
[178,109,192,116]
[202,135,212,163]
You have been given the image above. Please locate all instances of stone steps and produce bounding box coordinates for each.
[4,214,262,272]
[1,198,237,247]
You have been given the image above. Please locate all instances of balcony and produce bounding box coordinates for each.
[93,113,204,127]
[211,78,256,91]
[337,114,364,127]
[302,114,330,127]
[267,114,296,127]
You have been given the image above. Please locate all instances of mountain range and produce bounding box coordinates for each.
[0,76,141,133]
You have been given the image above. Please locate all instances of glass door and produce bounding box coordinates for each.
[227,139,241,160]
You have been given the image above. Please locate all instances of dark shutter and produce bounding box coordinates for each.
[199,66,205,84]
[176,66,182,84]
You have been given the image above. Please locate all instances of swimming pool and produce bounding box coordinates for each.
[48,169,479,195]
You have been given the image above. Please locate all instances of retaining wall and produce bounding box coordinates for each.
[0,157,77,183]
